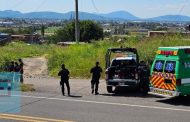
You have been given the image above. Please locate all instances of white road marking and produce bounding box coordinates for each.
[13,95,190,112]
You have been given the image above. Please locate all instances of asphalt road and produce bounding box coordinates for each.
[1,78,190,122]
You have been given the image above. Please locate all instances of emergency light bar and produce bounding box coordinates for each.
[157,50,178,56]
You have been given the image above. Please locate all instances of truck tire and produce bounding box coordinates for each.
[107,86,113,93]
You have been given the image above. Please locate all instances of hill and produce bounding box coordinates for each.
[0,10,190,22]
[148,15,190,22]
[100,11,140,20]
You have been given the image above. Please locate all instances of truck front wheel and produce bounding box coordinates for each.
[107,86,113,93]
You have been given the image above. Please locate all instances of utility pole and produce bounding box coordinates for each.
[75,0,80,43]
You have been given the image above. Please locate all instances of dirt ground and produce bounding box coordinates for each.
[23,57,48,78]
[22,57,59,92]
[22,57,106,94]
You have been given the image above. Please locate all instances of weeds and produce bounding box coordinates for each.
[1,36,190,78]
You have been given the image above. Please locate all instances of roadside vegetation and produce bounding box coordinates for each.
[0,42,52,70]
[20,84,35,92]
[1,35,190,78]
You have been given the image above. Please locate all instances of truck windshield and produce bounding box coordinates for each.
[164,61,176,73]
[153,60,164,72]
[111,59,136,67]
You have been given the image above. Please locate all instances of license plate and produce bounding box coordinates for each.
[153,89,173,96]
[114,75,119,78]
[119,82,125,85]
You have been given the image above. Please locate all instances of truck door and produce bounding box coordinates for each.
[163,61,177,91]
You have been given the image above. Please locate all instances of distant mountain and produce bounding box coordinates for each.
[0,10,22,18]
[148,15,190,22]
[63,11,108,20]
[0,10,190,22]
[0,10,141,20]
[0,10,108,20]
[24,11,64,19]
[101,11,140,20]
[22,11,108,20]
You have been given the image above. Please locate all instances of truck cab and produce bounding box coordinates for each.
[105,48,149,93]
[150,46,190,97]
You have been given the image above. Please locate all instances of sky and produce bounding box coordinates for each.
[0,0,190,18]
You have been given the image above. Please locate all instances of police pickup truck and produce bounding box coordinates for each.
[105,48,149,94]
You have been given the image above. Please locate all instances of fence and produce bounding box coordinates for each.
[0,72,21,113]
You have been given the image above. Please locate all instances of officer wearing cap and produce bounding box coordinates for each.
[90,62,102,95]
[58,64,70,96]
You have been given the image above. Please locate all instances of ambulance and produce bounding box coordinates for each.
[149,46,190,97]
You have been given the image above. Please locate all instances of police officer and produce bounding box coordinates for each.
[139,61,150,95]
[8,61,15,72]
[90,62,102,95]
[14,62,20,72]
[58,64,70,96]
[18,59,24,83]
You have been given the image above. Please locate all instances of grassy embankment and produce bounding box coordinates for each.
[1,35,190,78]
[48,35,190,78]
[0,42,52,91]
[0,42,52,70]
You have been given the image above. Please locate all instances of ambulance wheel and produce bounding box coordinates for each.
[107,86,113,93]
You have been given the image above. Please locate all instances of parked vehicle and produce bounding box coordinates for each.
[105,48,149,94]
[149,46,190,97]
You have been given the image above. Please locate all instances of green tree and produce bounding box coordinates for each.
[41,25,45,38]
[1,28,15,34]
[50,20,103,43]
[17,27,34,34]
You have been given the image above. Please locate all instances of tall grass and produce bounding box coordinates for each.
[48,41,119,78]
[1,35,190,78]
[0,42,52,70]
[134,35,190,65]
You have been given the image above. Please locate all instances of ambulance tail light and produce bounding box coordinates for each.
[157,50,161,55]
[173,51,178,55]
[176,79,181,86]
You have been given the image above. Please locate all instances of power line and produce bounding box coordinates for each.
[91,0,106,20]
[91,0,99,13]
[32,0,47,12]
[178,0,189,15]
[9,0,25,10]
[175,0,189,21]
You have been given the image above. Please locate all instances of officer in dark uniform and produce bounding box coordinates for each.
[18,59,24,83]
[90,62,102,95]
[14,62,20,72]
[8,61,15,72]
[138,61,150,95]
[58,64,70,96]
